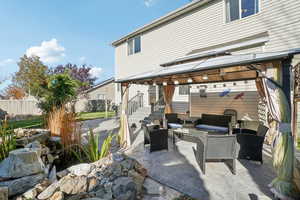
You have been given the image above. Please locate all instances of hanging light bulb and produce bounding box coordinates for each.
[203,75,208,80]
[163,82,167,86]
[153,82,157,86]
[187,78,193,83]
[174,80,179,85]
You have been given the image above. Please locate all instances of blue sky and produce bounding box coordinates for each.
[0,0,189,90]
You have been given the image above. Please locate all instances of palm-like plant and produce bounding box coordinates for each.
[73,129,114,163]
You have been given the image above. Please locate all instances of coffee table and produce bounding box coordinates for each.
[172,128,208,149]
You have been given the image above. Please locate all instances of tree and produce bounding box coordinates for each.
[4,85,25,99]
[38,72,79,113]
[13,55,49,98]
[51,64,96,93]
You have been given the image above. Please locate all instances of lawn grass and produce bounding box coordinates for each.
[8,116,44,129]
[2,111,115,130]
[76,111,115,121]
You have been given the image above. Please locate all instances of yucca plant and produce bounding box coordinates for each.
[73,129,114,163]
[0,120,16,161]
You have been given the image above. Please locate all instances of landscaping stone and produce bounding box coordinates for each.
[16,129,50,146]
[59,175,88,194]
[0,148,45,179]
[35,179,52,193]
[128,170,145,194]
[66,193,90,200]
[49,191,64,200]
[0,173,44,197]
[88,177,99,192]
[25,140,42,149]
[49,165,57,183]
[112,177,137,200]
[143,178,165,195]
[17,152,154,200]
[0,187,8,200]
[23,187,38,199]
[57,169,69,178]
[37,181,60,200]
[120,158,135,171]
[68,163,95,176]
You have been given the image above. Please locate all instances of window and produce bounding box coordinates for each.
[127,36,141,55]
[179,85,190,95]
[98,94,105,100]
[225,0,259,22]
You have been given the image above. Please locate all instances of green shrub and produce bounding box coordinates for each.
[73,129,114,163]
[0,120,16,161]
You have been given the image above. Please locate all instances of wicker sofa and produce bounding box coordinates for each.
[165,113,183,129]
[194,114,232,134]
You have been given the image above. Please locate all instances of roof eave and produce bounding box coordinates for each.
[115,50,300,83]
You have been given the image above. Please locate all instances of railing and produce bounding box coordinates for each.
[128,92,144,116]
[152,96,165,113]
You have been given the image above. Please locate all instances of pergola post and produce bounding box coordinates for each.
[118,83,131,147]
[265,59,299,199]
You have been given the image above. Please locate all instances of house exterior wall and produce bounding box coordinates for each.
[75,82,115,112]
[114,0,300,110]
[87,82,115,101]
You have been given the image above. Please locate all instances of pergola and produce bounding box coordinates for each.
[117,49,300,199]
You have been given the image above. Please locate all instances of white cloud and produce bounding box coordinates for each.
[144,0,156,7]
[26,38,65,63]
[0,58,14,66]
[79,56,86,63]
[89,67,102,79]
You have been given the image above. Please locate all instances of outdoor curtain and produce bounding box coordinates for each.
[163,85,175,114]
[118,85,131,147]
[255,77,299,199]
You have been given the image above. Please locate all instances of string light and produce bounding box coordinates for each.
[203,75,208,80]
[153,82,157,86]
[163,82,167,86]
[187,78,193,83]
[174,80,179,85]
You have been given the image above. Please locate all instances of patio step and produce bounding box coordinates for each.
[128,106,151,128]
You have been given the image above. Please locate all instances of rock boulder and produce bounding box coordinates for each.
[0,148,44,179]
[0,173,44,197]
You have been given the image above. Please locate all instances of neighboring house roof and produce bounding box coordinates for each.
[85,78,115,93]
[116,49,300,83]
[111,0,211,46]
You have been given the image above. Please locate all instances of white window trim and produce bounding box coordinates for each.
[127,36,141,56]
[178,85,190,96]
[224,0,261,24]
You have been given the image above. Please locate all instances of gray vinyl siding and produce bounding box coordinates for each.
[190,91,259,121]
[115,0,300,105]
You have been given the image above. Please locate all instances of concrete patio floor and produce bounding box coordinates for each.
[126,129,276,200]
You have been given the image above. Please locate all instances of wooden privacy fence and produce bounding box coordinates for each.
[0,100,41,116]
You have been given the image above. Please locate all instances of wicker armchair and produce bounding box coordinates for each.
[193,135,237,174]
[234,124,269,164]
[141,121,168,152]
